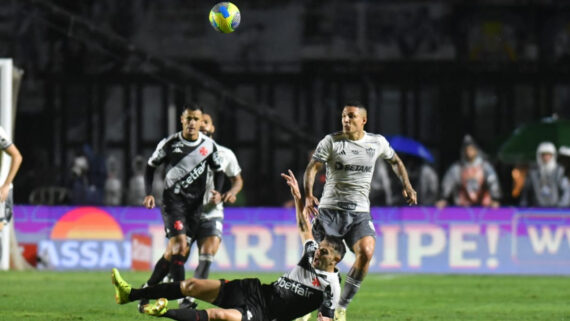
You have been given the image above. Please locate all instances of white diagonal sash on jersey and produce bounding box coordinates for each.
[164,140,213,189]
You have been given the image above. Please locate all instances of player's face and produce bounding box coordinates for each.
[181,109,202,140]
[200,114,215,137]
[313,241,338,271]
[341,106,366,135]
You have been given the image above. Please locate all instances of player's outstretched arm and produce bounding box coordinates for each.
[0,144,22,202]
[387,153,418,205]
[303,159,323,217]
[281,169,313,243]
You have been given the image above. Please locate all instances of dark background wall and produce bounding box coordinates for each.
[2,0,570,205]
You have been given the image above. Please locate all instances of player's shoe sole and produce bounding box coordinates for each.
[143,298,169,316]
[334,307,347,321]
[111,268,132,304]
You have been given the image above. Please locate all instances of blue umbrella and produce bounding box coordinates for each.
[386,135,435,163]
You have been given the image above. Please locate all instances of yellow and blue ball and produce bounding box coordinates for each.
[209,2,241,33]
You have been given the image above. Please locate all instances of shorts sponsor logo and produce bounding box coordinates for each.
[334,162,372,173]
[174,220,184,231]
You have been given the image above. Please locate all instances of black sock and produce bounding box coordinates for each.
[147,256,171,286]
[164,308,209,321]
[129,282,183,301]
[194,254,213,279]
[170,254,186,282]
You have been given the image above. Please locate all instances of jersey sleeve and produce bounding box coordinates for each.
[148,138,168,167]
[207,144,224,172]
[378,135,395,160]
[313,135,333,163]
[319,280,341,318]
[222,149,241,177]
[0,126,13,150]
[297,239,318,269]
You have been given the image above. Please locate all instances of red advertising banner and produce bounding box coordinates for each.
[131,234,152,271]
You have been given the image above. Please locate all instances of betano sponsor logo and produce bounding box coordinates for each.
[39,207,130,269]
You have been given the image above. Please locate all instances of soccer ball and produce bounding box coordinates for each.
[209,2,241,33]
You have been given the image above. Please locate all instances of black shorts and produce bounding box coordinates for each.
[195,218,224,241]
[312,207,376,251]
[161,189,204,239]
[213,278,270,321]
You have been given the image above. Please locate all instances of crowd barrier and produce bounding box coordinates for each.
[12,206,570,274]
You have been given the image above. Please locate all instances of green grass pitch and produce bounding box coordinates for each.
[1,271,568,320]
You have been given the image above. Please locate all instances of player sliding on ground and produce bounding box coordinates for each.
[112,170,345,321]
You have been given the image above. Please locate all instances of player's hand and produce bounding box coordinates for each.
[0,185,9,202]
[143,195,155,209]
[222,191,237,204]
[304,195,319,219]
[209,190,222,205]
[490,200,500,208]
[402,186,417,205]
[281,169,301,200]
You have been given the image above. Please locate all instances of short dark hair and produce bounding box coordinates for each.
[343,101,365,109]
[324,236,346,262]
[343,102,367,116]
[182,102,204,113]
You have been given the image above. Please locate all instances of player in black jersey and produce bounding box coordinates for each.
[139,104,226,311]
[112,170,345,321]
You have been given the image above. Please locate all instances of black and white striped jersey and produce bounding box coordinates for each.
[266,239,341,320]
[147,132,222,196]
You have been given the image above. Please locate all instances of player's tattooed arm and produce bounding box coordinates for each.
[387,153,418,205]
[282,169,313,242]
[303,158,323,217]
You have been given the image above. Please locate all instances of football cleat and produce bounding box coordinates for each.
[143,298,169,317]
[111,268,132,304]
[334,307,347,321]
[178,297,198,309]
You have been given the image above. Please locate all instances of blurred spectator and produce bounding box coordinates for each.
[416,161,439,206]
[82,145,106,204]
[520,142,570,207]
[127,155,146,206]
[104,155,122,206]
[370,159,392,206]
[558,145,570,179]
[510,164,528,202]
[436,135,501,208]
[68,155,90,204]
[383,155,439,206]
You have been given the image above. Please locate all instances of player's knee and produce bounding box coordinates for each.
[356,244,374,262]
[180,278,198,295]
